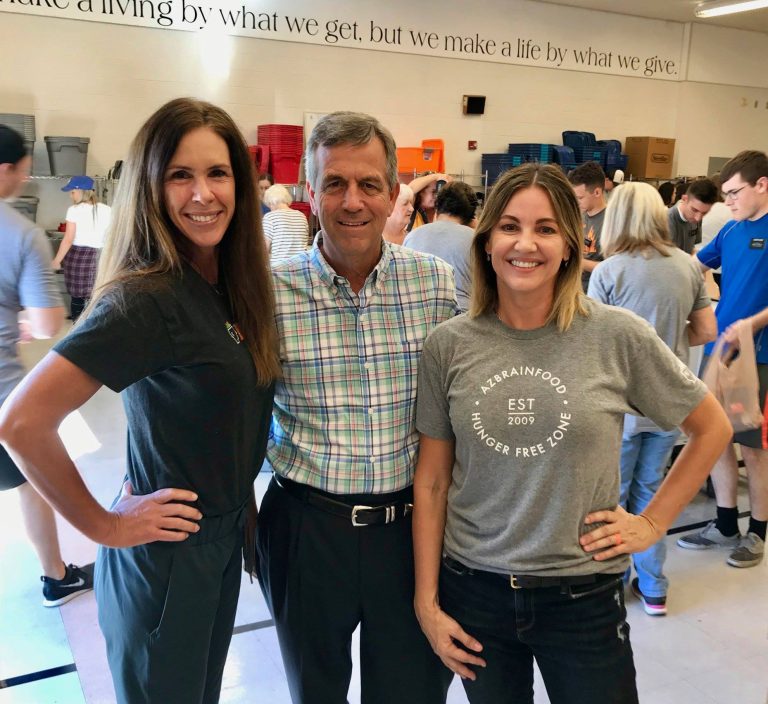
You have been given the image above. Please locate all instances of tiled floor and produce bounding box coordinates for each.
[1,331,766,703]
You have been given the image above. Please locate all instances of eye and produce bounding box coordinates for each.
[322,179,343,192]
[167,169,191,181]
[538,226,558,235]
[209,167,231,178]
[361,181,381,193]
[498,223,519,233]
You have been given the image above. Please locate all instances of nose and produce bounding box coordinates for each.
[342,183,364,211]
[192,176,214,203]
[514,228,538,252]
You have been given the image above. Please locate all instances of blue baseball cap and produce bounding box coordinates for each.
[61,175,94,191]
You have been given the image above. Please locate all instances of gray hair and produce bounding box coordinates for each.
[601,182,673,258]
[304,111,398,191]
[397,183,414,204]
[263,184,293,209]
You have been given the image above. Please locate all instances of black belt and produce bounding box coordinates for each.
[273,474,413,527]
[442,555,622,590]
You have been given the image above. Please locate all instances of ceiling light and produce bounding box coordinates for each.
[695,0,768,18]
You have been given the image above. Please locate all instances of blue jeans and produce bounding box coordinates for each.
[619,429,678,598]
[439,558,638,704]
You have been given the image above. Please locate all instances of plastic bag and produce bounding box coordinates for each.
[702,321,763,433]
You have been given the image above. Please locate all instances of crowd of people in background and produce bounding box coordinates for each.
[0,104,766,704]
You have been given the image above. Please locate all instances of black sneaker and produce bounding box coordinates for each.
[41,563,94,607]
[630,577,667,616]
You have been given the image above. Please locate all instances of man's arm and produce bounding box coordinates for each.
[747,306,768,334]
[694,253,711,274]
[721,305,768,348]
[24,306,66,339]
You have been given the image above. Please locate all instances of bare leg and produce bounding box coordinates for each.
[17,482,66,579]
[709,444,739,509]
[741,446,768,521]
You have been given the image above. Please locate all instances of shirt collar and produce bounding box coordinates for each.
[676,203,688,223]
[310,232,393,292]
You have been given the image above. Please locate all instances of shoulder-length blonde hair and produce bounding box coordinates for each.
[600,182,674,258]
[470,163,587,331]
[87,97,279,384]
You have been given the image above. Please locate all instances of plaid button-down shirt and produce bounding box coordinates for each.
[268,237,459,495]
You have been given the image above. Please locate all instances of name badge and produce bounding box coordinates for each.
[750,238,765,249]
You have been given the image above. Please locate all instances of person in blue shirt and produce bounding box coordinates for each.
[677,150,768,569]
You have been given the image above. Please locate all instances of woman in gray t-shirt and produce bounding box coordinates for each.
[412,163,730,704]
[588,182,717,616]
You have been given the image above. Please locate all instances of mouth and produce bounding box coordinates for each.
[338,219,370,228]
[508,259,541,269]
[185,211,222,224]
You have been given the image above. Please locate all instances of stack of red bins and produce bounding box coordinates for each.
[289,200,312,223]
[257,124,304,184]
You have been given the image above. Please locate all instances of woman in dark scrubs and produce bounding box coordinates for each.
[0,97,279,703]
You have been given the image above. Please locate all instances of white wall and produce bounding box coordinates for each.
[1,8,767,228]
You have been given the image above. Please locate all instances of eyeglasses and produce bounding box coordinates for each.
[722,185,749,201]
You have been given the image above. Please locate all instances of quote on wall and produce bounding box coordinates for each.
[0,0,683,80]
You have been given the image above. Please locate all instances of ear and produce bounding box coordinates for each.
[306,180,319,216]
[756,176,768,194]
[387,182,400,217]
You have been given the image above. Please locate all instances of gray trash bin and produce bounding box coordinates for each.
[45,136,89,176]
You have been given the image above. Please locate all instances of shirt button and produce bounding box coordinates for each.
[370,456,376,463]
[368,408,375,415]
[364,362,372,370]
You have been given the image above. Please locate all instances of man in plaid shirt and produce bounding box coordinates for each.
[257,112,458,703]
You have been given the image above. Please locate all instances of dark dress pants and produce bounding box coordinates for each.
[256,476,452,704]
[96,511,244,704]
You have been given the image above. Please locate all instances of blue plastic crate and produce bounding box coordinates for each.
[562,131,596,150]
[597,140,622,159]
[507,143,554,162]
[606,154,628,172]
[574,145,609,166]
[552,146,575,165]
[482,153,529,184]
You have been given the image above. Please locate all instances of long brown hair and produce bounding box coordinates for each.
[470,163,587,331]
[87,97,279,383]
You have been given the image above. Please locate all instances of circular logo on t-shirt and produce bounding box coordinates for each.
[470,365,571,460]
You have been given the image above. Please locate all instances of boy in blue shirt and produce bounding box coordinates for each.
[678,150,768,568]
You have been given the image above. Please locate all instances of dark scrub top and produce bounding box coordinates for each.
[54,265,274,516]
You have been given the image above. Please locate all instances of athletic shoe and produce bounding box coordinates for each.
[41,563,94,607]
[726,533,765,568]
[676,521,741,550]
[630,578,667,616]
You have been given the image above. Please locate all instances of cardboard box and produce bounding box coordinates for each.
[624,137,676,179]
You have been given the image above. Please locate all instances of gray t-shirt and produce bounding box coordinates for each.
[582,208,605,291]
[404,221,473,312]
[0,201,62,402]
[667,204,700,254]
[416,299,707,577]
[588,247,710,434]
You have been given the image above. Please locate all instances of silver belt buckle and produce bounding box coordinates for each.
[351,504,373,527]
[510,575,522,590]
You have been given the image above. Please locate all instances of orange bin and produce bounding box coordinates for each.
[397,146,444,174]
[421,139,445,172]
